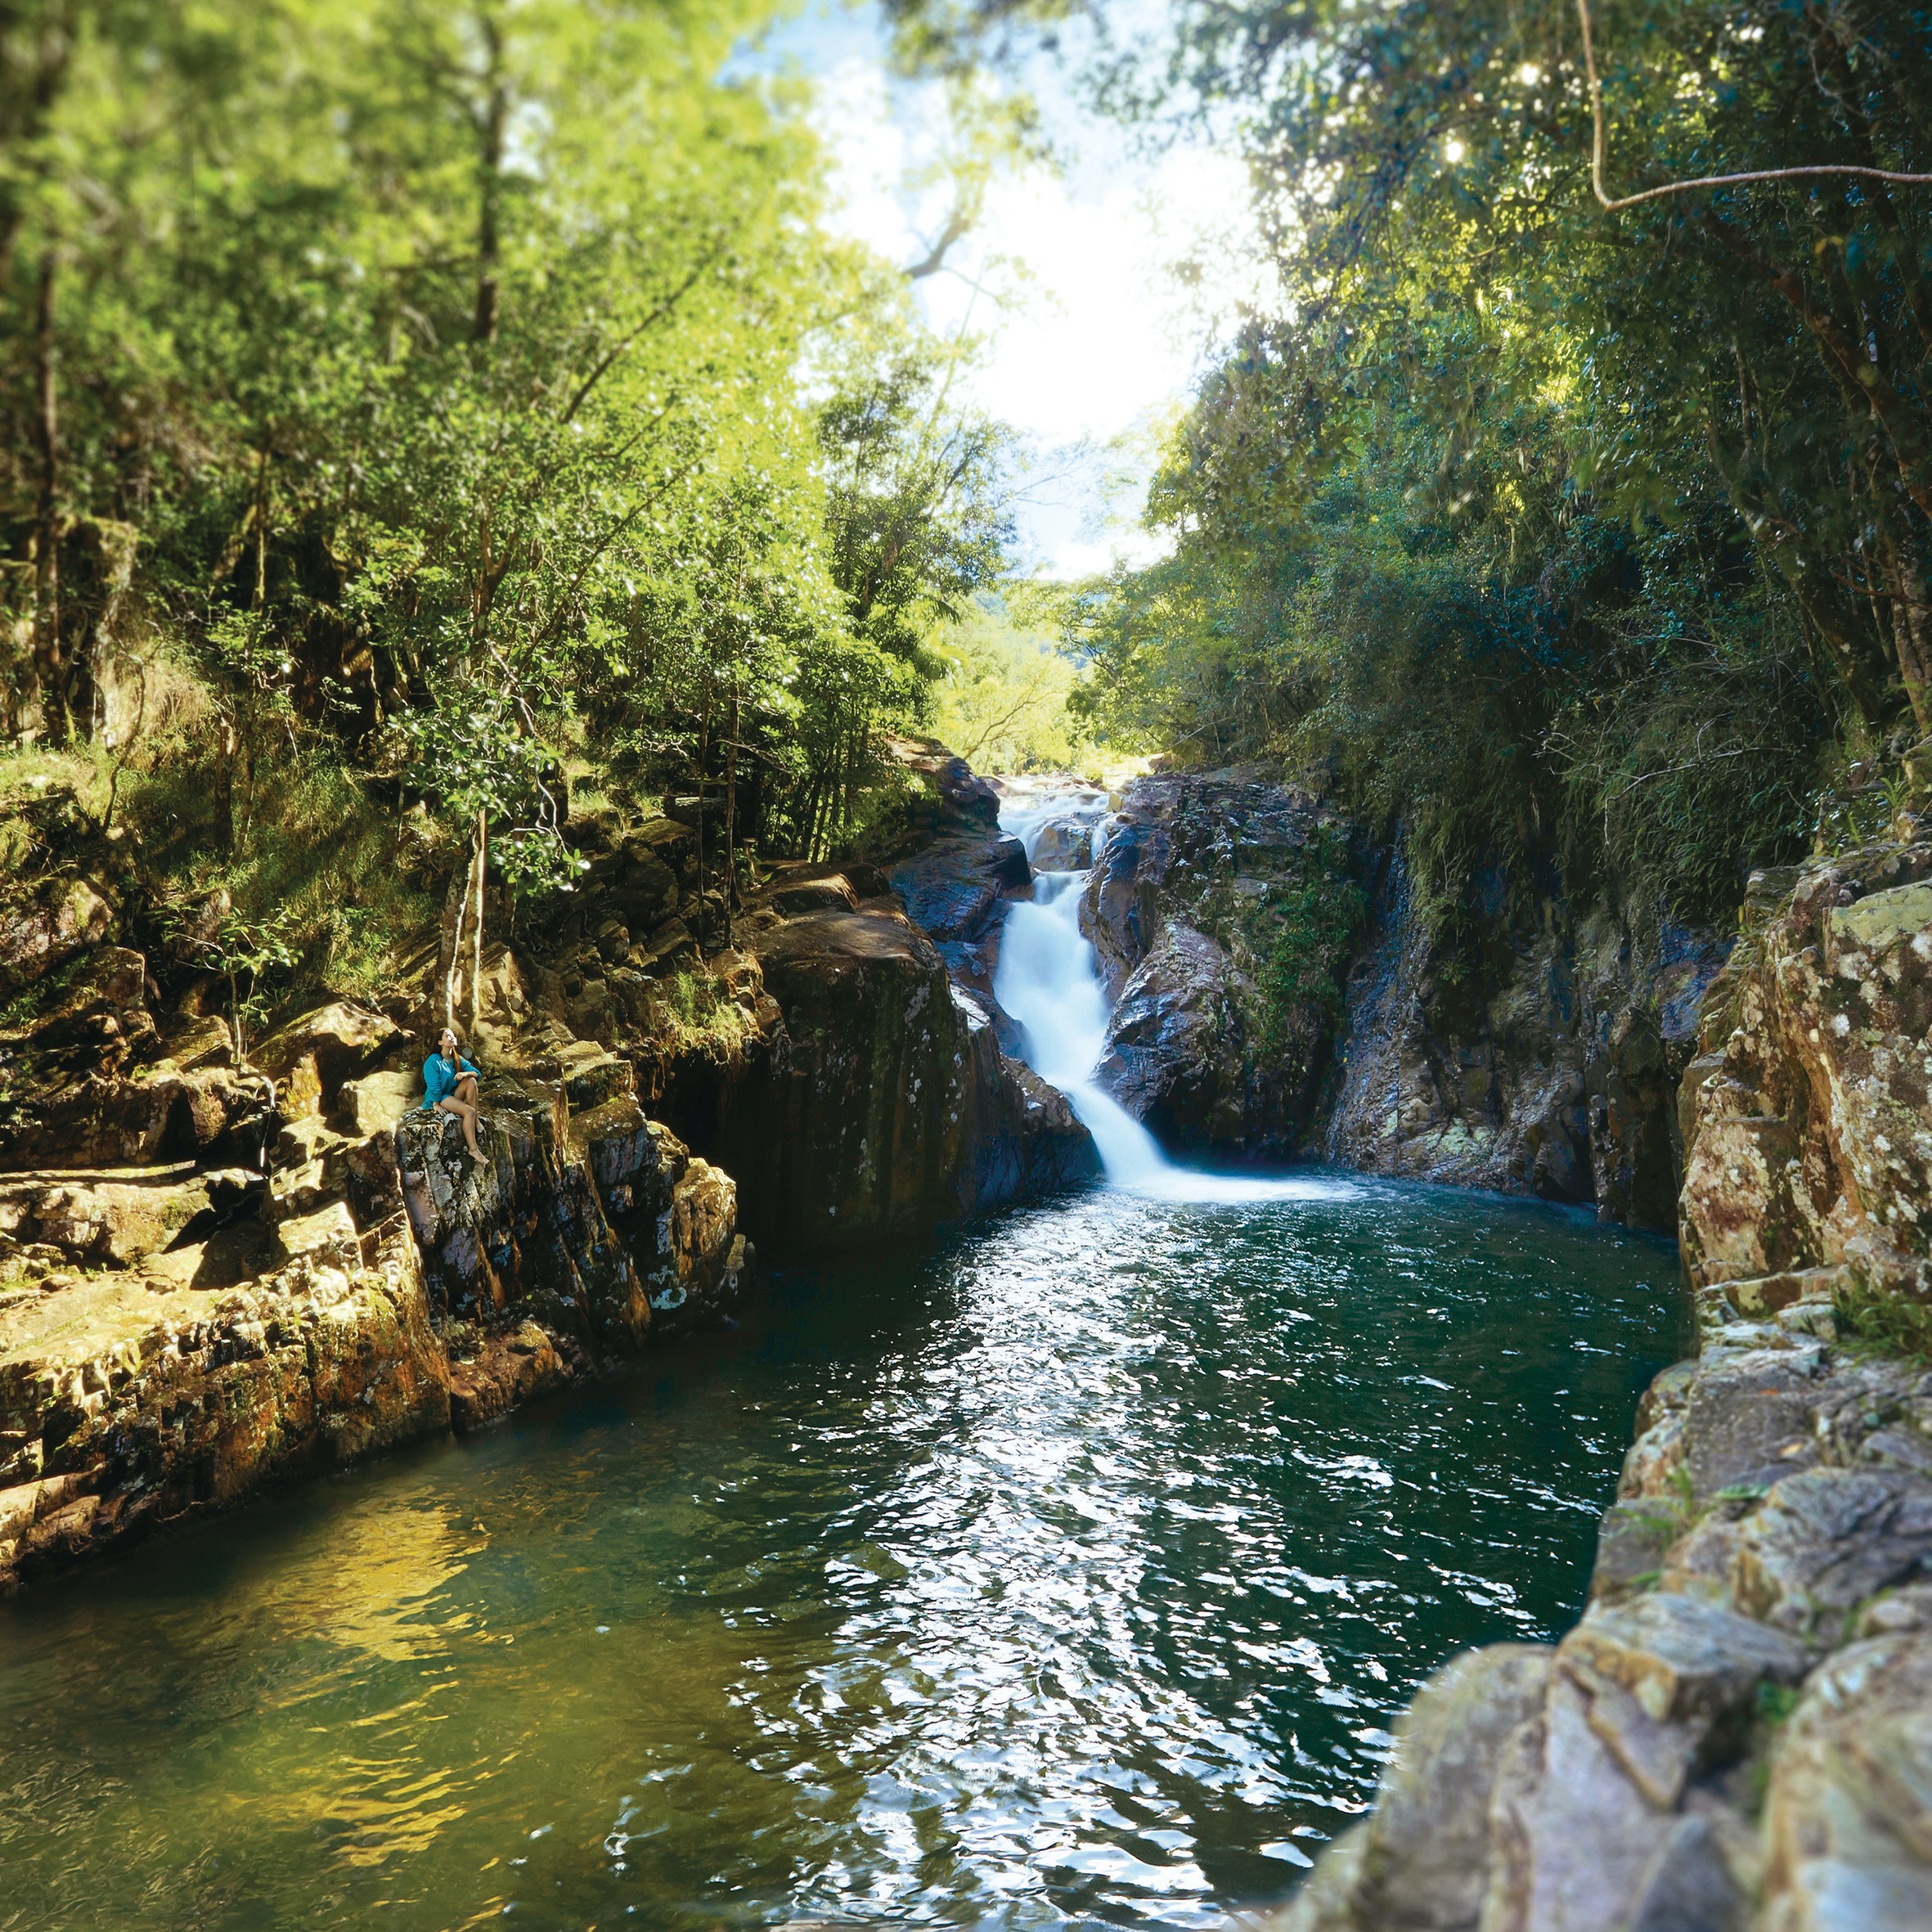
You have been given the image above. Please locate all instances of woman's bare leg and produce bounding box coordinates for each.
[438,1096,484,1160]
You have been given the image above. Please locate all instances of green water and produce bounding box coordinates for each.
[0,1175,1687,1931]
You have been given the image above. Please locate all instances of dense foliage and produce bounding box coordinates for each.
[0,0,1019,983]
[1003,0,1930,934]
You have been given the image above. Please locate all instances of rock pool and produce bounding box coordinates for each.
[0,1176,1686,1930]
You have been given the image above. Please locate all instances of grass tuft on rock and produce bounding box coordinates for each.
[1831,1278,1932,1365]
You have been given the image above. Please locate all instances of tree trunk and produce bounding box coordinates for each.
[1880,521,1932,739]
[693,708,709,960]
[470,808,487,1038]
[723,690,739,951]
[31,245,63,741]
[439,822,483,1031]
[471,12,505,345]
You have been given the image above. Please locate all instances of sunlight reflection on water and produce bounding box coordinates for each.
[0,1182,1686,1930]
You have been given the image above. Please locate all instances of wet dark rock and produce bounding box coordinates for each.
[1081,771,1351,1159]
[1097,923,1264,1149]
[666,896,1094,1256]
[1324,851,1725,1233]
[889,830,1030,944]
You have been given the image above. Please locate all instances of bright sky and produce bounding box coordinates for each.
[743,1,1272,578]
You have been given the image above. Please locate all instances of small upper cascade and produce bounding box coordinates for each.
[992,775,1112,874]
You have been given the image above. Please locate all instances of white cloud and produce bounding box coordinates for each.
[1042,526,1176,582]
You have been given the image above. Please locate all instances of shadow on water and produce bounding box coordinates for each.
[0,1175,1687,1932]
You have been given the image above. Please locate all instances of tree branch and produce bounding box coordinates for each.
[1576,0,1932,212]
[559,247,725,425]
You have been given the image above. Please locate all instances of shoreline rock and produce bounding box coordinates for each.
[1267,840,1932,1930]
[0,748,1102,1591]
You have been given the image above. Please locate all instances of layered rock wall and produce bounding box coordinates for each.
[1268,844,1932,1930]
[0,929,749,1591]
[1323,855,1727,1232]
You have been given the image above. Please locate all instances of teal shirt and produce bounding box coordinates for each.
[421,1052,477,1109]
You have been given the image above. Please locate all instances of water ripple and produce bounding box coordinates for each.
[0,1179,1685,1931]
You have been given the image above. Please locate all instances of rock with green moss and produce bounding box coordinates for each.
[1680,839,1932,1314]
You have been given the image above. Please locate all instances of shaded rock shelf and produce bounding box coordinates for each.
[0,749,1102,1592]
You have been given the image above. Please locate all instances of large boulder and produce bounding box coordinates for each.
[2,944,155,1058]
[1098,923,1273,1152]
[250,1001,402,1120]
[0,876,116,998]
[1081,771,1355,1159]
[665,895,1095,1256]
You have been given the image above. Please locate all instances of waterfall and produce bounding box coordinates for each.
[992,780,1314,1204]
[995,870,1172,1188]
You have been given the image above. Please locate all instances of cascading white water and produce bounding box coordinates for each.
[992,780,1320,1204]
[995,870,1172,1188]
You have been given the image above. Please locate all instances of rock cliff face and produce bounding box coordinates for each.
[1074,766,1723,1230]
[1079,771,1355,1159]
[1678,841,1932,1310]
[1323,855,1727,1233]
[0,908,750,1590]
[1268,843,1932,1932]
[0,976,748,1592]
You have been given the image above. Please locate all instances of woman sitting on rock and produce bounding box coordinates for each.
[422,1026,487,1164]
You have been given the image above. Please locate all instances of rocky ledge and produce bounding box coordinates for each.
[1269,838,1932,1930]
[0,750,1102,1591]
[0,987,747,1592]
[1274,1314,1932,1932]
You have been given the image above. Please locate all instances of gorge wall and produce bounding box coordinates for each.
[1263,831,1932,1932]
[1071,766,1722,1235]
